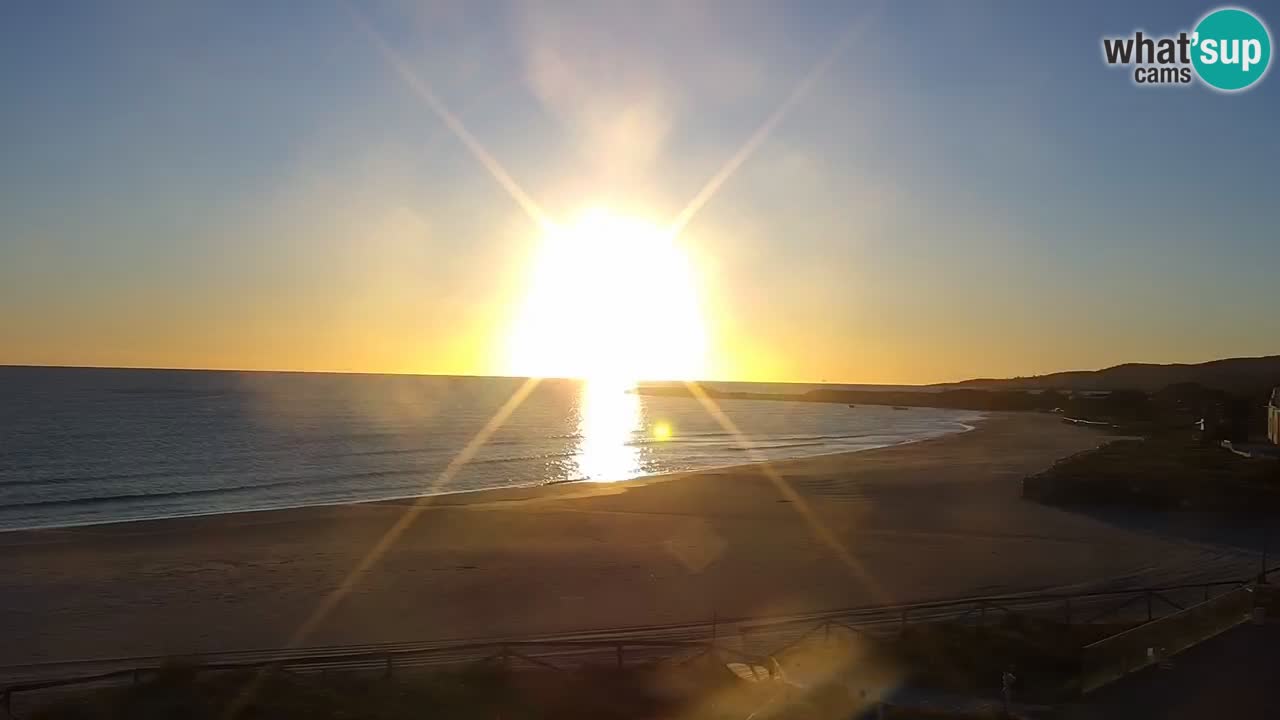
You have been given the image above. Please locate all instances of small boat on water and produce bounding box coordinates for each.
[847,404,857,408]
[892,406,910,411]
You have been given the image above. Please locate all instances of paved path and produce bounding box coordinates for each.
[886,686,1054,718]
[1065,619,1280,719]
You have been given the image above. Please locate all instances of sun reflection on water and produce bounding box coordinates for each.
[575,379,644,482]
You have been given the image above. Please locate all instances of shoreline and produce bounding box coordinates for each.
[0,415,984,536]
[0,413,1256,666]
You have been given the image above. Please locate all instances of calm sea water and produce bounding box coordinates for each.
[0,367,982,531]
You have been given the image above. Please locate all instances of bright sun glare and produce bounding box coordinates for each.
[508,208,707,385]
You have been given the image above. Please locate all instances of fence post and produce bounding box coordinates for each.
[1204,585,1210,603]
[616,643,624,670]
[1260,527,1269,584]
[1146,592,1153,622]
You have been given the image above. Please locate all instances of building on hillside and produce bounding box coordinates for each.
[1270,388,1280,445]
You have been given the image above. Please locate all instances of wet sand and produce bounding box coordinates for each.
[0,414,1253,666]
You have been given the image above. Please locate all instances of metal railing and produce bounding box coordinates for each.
[1080,584,1262,692]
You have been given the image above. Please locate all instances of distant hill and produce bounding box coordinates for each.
[934,356,1280,393]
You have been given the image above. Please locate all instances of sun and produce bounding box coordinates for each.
[507,208,707,384]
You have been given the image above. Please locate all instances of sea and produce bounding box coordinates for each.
[0,366,982,531]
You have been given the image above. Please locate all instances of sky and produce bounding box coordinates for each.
[2,0,1278,385]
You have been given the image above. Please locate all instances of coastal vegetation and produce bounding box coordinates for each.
[27,656,985,720]
[1023,436,1280,511]
[641,363,1280,513]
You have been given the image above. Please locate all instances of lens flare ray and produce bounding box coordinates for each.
[681,380,893,606]
[667,14,874,238]
[230,8,886,718]
[224,377,542,718]
[345,1,551,231]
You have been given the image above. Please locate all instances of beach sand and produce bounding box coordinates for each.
[0,414,1253,666]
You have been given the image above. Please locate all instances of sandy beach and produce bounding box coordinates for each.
[0,414,1255,667]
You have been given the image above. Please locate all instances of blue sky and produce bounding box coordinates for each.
[2,1,1277,383]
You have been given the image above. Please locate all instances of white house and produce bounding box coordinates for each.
[1270,387,1280,445]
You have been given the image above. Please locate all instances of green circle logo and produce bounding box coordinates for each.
[1192,8,1272,91]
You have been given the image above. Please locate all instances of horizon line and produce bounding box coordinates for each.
[3,353,1277,387]
[0,362,917,388]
